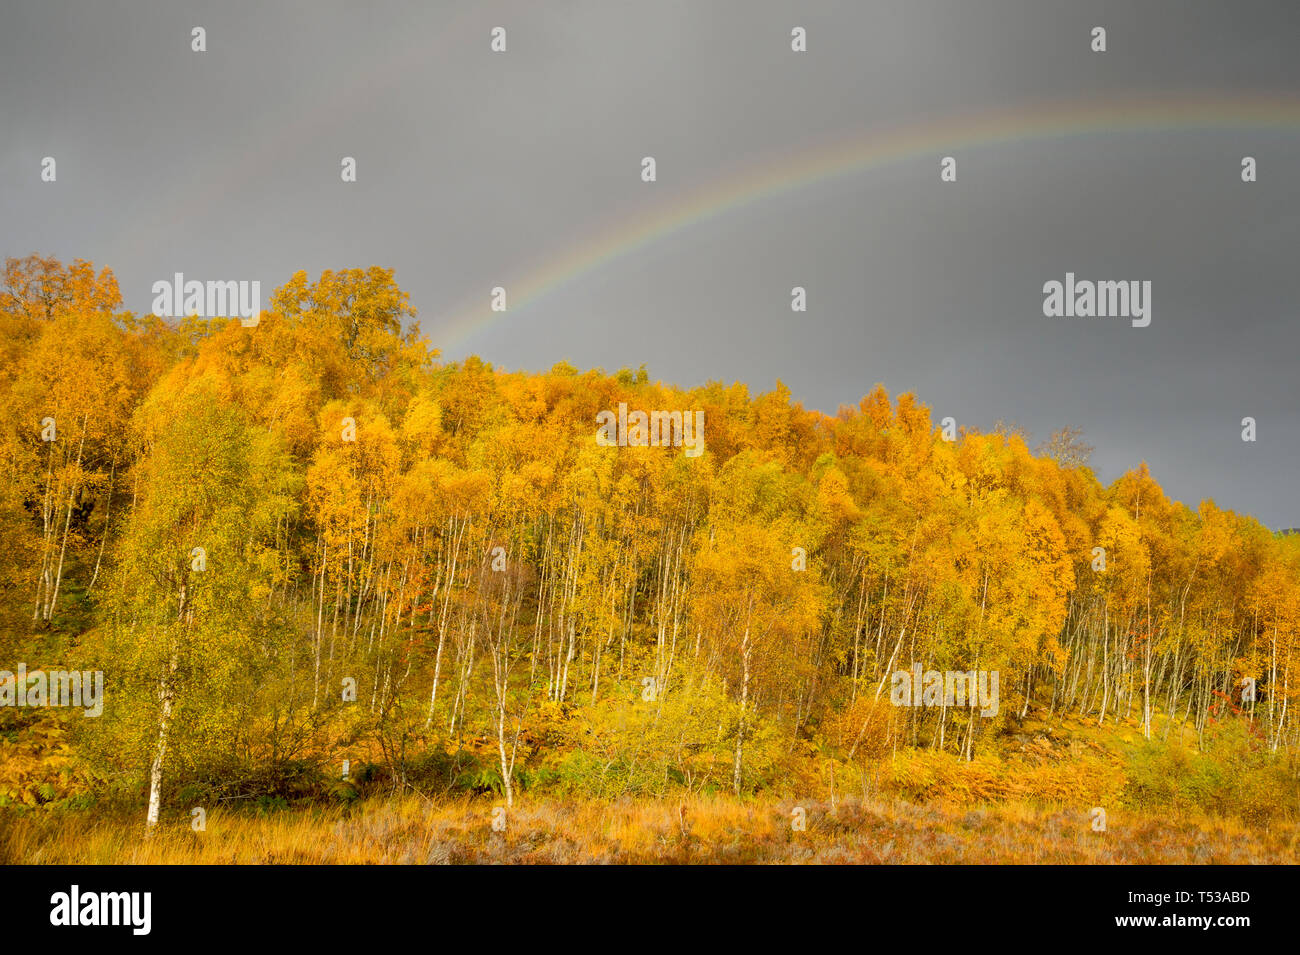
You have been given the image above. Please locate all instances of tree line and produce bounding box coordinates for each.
[2,254,1296,828]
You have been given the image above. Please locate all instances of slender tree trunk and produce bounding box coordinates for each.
[732,628,750,796]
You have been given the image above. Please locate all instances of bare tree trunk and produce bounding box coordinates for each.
[45,414,88,620]
[145,639,180,835]
[732,628,750,796]
[87,458,116,592]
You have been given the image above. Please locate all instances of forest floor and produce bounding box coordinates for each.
[4,793,1298,864]
[3,699,1296,863]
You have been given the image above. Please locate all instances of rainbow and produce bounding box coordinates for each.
[433,91,1300,351]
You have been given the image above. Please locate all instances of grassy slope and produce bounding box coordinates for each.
[3,666,1298,863]
[4,793,1298,864]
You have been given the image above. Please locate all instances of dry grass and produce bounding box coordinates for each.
[4,794,1299,864]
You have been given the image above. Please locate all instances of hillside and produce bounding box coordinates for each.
[2,254,1299,861]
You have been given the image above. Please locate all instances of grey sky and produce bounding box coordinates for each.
[2,0,1298,527]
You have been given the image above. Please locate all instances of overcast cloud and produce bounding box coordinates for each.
[2,0,1298,526]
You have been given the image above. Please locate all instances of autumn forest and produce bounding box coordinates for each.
[2,253,1298,863]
